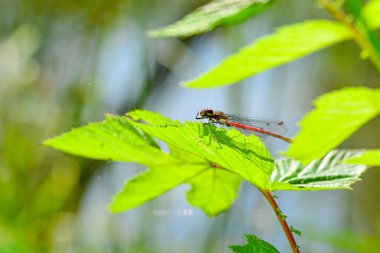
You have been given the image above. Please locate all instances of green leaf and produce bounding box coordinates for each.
[147,0,272,38]
[110,160,207,213]
[229,234,280,253]
[344,149,380,166]
[111,147,242,215]
[127,110,274,189]
[290,225,302,237]
[187,165,242,216]
[268,150,367,191]
[184,20,352,88]
[286,87,380,164]
[127,109,177,125]
[276,208,287,219]
[44,115,170,166]
[44,110,254,215]
[363,0,380,29]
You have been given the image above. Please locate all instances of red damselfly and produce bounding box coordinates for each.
[196,108,293,143]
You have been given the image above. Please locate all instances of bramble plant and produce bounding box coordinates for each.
[45,0,380,252]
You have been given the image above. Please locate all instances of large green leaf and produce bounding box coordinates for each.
[363,0,380,29]
[44,115,170,166]
[229,234,280,253]
[147,0,272,38]
[344,149,380,166]
[184,20,352,88]
[127,110,274,189]
[286,87,380,164]
[43,111,258,215]
[268,150,367,191]
[187,165,242,216]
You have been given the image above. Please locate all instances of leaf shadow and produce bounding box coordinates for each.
[197,123,273,164]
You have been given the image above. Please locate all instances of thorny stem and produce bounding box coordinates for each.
[260,189,301,253]
[319,0,380,74]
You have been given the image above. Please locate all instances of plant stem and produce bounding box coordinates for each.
[212,162,300,251]
[260,189,300,253]
[319,0,380,74]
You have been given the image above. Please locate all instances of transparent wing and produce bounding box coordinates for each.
[226,114,287,140]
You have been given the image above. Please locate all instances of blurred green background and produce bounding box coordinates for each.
[0,0,379,252]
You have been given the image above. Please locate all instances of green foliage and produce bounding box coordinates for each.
[290,225,302,237]
[363,0,380,29]
[186,156,242,216]
[286,87,380,164]
[184,20,352,88]
[148,0,272,38]
[9,0,380,251]
[344,149,380,166]
[109,155,207,213]
[276,208,287,219]
[126,110,274,189]
[44,114,169,166]
[45,110,370,217]
[269,150,367,191]
[229,234,280,253]
[110,147,242,216]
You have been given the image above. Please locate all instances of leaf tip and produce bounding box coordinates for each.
[108,200,123,214]
[43,136,59,148]
[146,29,160,38]
[181,79,197,88]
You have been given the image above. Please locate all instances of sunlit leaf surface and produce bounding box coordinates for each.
[46,111,244,216]
[363,0,380,29]
[127,110,274,189]
[286,87,380,164]
[184,20,352,88]
[46,110,371,216]
[344,149,380,166]
[110,159,207,213]
[229,234,280,253]
[187,163,242,216]
[111,147,242,216]
[269,150,367,191]
[44,115,169,166]
[148,0,272,37]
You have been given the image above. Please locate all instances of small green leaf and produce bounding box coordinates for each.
[44,115,169,166]
[363,0,380,29]
[187,165,242,216]
[290,225,302,237]
[276,208,287,219]
[184,20,352,88]
[111,147,242,215]
[269,150,367,191]
[286,87,380,164]
[127,110,274,189]
[147,0,272,38]
[229,234,280,253]
[344,149,380,166]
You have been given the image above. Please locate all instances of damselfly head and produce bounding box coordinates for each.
[199,108,214,118]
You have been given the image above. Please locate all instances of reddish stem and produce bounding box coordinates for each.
[211,162,300,251]
[260,189,300,253]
